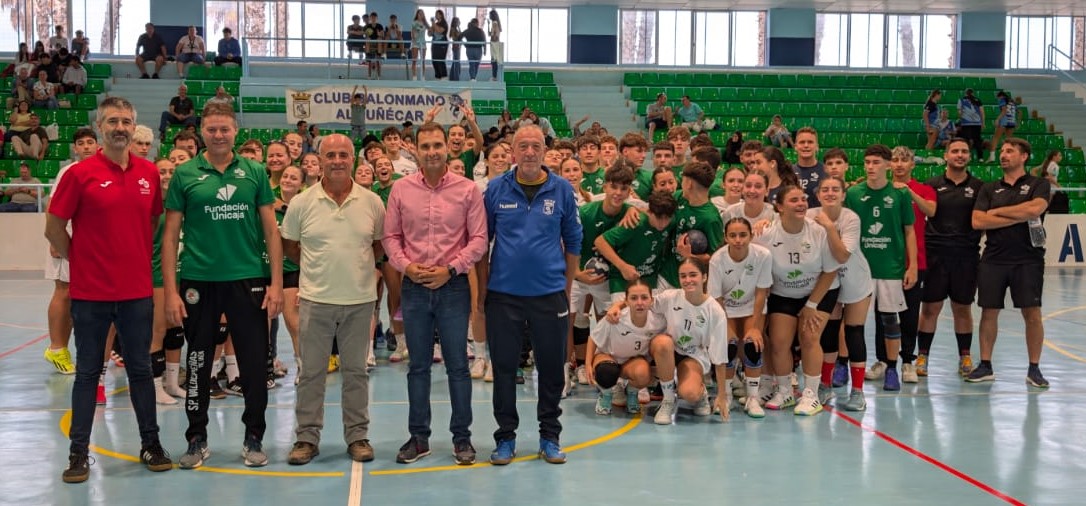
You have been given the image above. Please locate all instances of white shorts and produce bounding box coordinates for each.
[838,265,874,305]
[873,279,907,313]
[44,255,69,283]
[571,279,612,319]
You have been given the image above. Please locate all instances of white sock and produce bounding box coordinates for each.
[473,340,487,360]
[804,375,821,395]
[776,375,792,396]
[210,356,225,377]
[745,376,761,396]
[165,362,180,389]
[660,378,677,401]
[722,377,733,396]
[224,355,240,381]
[395,333,405,349]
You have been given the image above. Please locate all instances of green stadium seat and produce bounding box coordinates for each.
[85,80,105,94]
[1070,199,1086,214]
[541,87,559,100]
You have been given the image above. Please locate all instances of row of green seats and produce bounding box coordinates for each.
[506,99,562,116]
[186,65,242,81]
[184,80,240,96]
[506,86,561,101]
[0,78,104,95]
[632,86,947,104]
[505,71,554,85]
[634,100,1026,121]
[2,143,70,160]
[0,108,89,125]
[623,72,998,91]
[0,159,62,179]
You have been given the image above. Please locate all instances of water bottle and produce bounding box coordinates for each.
[1027,217,1046,248]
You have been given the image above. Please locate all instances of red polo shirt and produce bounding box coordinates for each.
[907,179,936,271]
[49,151,163,301]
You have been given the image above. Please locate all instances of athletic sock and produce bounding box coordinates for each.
[956,333,973,356]
[659,378,677,401]
[820,361,835,386]
[850,366,865,389]
[210,356,225,378]
[804,374,820,394]
[165,362,180,390]
[917,331,935,354]
[979,359,992,368]
[101,360,108,378]
[224,355,240,381]
[776,375,792,396]
[745,376,760,396]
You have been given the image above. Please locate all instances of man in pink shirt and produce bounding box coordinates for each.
[382,121,488,466]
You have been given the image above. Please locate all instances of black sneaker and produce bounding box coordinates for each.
[395,436,431,464]
[1026,367,1050,389]
[62,452,92,483]
[139,73,150,79]
[453,440,476,465]
[964,362,995,383]
[224,379,244,396]
[209,379,227,399]
[140,441,173,472]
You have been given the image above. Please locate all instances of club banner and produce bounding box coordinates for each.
[285,86,472,126]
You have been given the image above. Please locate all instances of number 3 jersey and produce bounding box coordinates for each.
[652,289,729,372]
[591,308,666,364]
[754,219,840,299]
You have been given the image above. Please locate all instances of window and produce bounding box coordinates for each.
[533,9,568,63]
[817,13,956,68]
[421,5,564,63]
[620,10,655,64]
[815,13,847,66]
[886,15,920,67]
[1007,16,1086,70]
[627,9,764,66]
[301,2,338,58]
[849,14,885,68]
[922,15,956,69]
[731,12,765,66]
[694,12,731,65]
[657,10,692,66]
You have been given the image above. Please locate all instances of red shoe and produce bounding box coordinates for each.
[96,384,106,405]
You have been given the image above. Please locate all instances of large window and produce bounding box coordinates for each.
[816,13,957,68]
[622,9,765,66]
[1007,16,1086,70]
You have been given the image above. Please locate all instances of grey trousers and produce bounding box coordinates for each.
[294,299,375,446]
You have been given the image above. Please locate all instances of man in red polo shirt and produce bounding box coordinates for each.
[45,96,173,484]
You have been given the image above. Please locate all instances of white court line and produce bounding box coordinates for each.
[348,460,364,506]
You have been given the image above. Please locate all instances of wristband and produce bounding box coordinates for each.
[804,300,819,310]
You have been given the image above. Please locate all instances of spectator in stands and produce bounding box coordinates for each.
[11,67,32,102]
[934,109,957,149]
[349,86,368,142]
[158,84,198,139]
[32,41,47,62]
[35,53,61,83]
[31,70,60,109]
[3,42,33,79]
[215,28,242,66]
[923,89,942,150]
[676,95,706,130]
[207,85,234,106]
[488,9,502,81]
[135,23,167,79]
[363,12,385,79]
[645,93,672,140]
[429,10,449,80]
[48,26,68,54]
[62,57,87,94]
[386,15,404,59]
[957,89,985,161]
[0,162,43,212]
[175,26,206,79]
[347,15,367,58]
[449,17,463,81]
[462,18,485,81]
[71,30,89,61]
[4,100,32,144]
[723,131,743,165]
[513,108,555,143]
[988,91,1019,162]
[764,115,794,148]
[12,113,48,161]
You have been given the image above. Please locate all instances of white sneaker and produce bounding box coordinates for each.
[637,387,650,404]
[794,387,823,416]
[744,396,765,418]
[390,340,406,363]
[575,365,589,385]
[865,361,887,380]
[765,390,796,410]
[164,378,186,398]
[693,392,712,416]
[902,363,919,383]
[433,343,443,364]
[654,398,676,425]
[611,381,628,407]
[483,360,493,382]
[757,380,775,407]
[471,358,487,379]
[154,377,178,405]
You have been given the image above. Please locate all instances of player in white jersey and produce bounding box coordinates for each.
[708,218,772,419]
[807,177,873,411]
[722,171,776,233]
[754,185,840,416]
[587,280,665,416]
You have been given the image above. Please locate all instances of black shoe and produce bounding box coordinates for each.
[453,440,476,465]
[140,441,173,472]
[224,379,244,396]
[385,329,397,351]
[395,436,431,464]
[140,74,150,79]
[62,452,92,483]
[152,73,160,79]
[209,379,226,399]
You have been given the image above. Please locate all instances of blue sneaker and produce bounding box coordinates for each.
[489,439,516,465]
[831,363,849,388]
[883,367,901,391]
[538,438,566,464]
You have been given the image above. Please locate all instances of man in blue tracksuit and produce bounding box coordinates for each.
[476,125,582,465]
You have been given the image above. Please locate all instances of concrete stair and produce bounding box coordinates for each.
[998,75,1086,148]
[551,68,639,137]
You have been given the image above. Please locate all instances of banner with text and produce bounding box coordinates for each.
[285,86,472,126]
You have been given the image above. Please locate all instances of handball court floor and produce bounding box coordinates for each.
[1,269,1085,506]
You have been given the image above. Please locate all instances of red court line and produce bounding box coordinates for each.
[828,407,1026,506]
[0,333,49,360]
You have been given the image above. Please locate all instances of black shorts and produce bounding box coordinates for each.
[284,270,300,289]
[976,262,1043,309]
[922,253,978,305]
[767,288,840,317]
[646,118,668,129]
[365,52,381,61]
[139,52,161,61]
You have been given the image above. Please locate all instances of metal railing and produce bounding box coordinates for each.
[0,182,50,212]
[1046,44,1086,90]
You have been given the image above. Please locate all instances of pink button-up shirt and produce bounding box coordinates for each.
[382,171,488,275]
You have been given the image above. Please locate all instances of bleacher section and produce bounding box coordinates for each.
[505,71,570,137]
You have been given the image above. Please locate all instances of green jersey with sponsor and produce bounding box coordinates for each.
[659,193,724,287]
[276,206,300,273]
[844,182,915,280]
[165,154,275,282]
[630,169,656,200]
[372,173,403,206]
[601,214,670,293]
[581,168,605,195]
[578,200,628,270]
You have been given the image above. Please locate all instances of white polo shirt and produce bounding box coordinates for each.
[280,182,385,305]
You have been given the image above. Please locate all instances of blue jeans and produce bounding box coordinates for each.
[69,298,159,454]
[450,45,461,81]
[401,275,472,443]
[466,47,482,79]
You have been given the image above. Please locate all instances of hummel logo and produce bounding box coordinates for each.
[216,184,237,201]
[197,174,210,181]
[100,181,113,188]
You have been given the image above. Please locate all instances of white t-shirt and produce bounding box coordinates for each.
[753,219,839,298]
[708,243,773,318]
[391,156,418,177]
[807,207,872,304]
[652,289,729,372]
[591,308,666,364]
[722,201,776,229]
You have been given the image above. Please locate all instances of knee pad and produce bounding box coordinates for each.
[151,350,166,377]
[594,361,621,388]
[572,325,590,346]
[215,324,229,345]
[844,325,867,363]
[164,327,185,351]
[820,319,842,354]
[726,340,739,369]
[742,340,764,369]
[878,312,902,340]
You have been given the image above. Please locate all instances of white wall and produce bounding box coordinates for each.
[0,214,48,270]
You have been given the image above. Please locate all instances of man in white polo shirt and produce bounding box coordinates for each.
[283,133,387,465]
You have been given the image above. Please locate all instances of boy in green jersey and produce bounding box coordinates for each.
[576,135,605,195]
[594,191,678,302]
[843,144,918,393]
[657,161,725,290]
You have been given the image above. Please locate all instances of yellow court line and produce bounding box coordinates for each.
[370,414,643,476]
[56,388,343,478]
[1041,305,1086,363]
